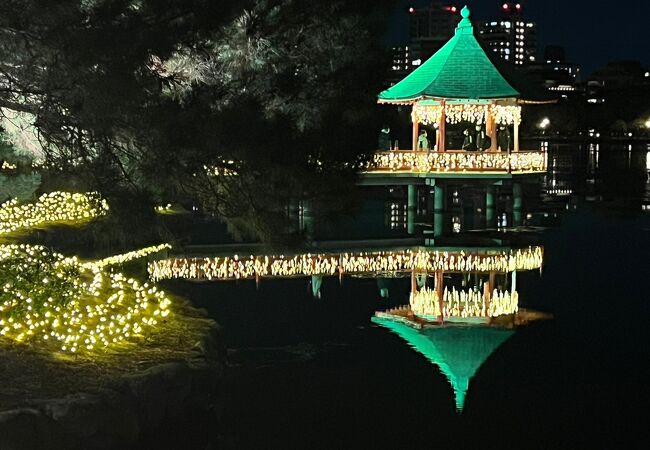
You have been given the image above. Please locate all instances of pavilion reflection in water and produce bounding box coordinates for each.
[149,242,546,411]
[372,316,514,411]
[149,244,544,322]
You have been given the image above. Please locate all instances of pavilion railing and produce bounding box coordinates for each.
[364,150,547,174]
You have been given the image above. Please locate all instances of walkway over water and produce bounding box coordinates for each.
[148,246,543,282]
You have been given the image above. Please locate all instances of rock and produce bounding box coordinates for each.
[40,391,139,448]
[0,408,70,450]
[0,317,226,449]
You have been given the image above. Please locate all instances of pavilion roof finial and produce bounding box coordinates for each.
[455,5,473,35]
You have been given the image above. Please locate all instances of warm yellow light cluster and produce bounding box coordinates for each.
[1,161,17,170]
[0,192,108,235]
[366,151,546,173]
[492,105,522,125]
[509,152,547,172]
[148,247,543,282]
[0,244,172,353]
[204,164,238,177]
[84,244,172,270]
[410,286,518,318]
[412,104,522,126]
[155,204,173,213]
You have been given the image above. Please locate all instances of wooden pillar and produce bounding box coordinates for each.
[412,106,419,151]
[514,120,520,152]
[411,269,417,295]
[438,101,446,152]
[435,270,444,324]
[488,271,496,315]
[489,106,497,152]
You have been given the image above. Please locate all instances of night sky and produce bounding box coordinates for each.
[387,0,650,77]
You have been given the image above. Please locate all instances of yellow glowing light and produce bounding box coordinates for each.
[83,244,172,270]
[364,151,547,173]
[410,286,518,318]
[0,192,108,236]
[0,193,172,354]
[412,104,522,126]
[148,247,543,282]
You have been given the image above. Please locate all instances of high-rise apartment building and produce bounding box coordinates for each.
[477,3,536,66]
[408,2,460,64]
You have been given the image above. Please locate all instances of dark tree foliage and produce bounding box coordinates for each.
[0,0,395,243]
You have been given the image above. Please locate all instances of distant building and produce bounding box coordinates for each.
[585,60,649,104]
[590,60,648,88]
[408,2,460,63]
[388,45,411,85]
[525,45,582,98]
[477,2,537,66]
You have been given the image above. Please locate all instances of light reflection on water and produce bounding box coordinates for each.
[372,316,514,411]
[151,142,650,449]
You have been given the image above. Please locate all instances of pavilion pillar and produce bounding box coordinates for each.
[513,182,523,227]
[484,271,495,317]
[411,269,417,295]
[433,184,444,237]
[435,270,444,324]
[489,107,497,152]
[301,200,314,240]
[407,184,417,235]
[311,275,322,299]
[514,119,520,152]
[486,186,496,228]
[412,106,419,151]
[438,101,446,152]
[511,270,517,293]
[378,278,390,299]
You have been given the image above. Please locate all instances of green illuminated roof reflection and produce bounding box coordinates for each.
[372,317,514,411]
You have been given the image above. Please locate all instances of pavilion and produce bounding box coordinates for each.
[365,5,553,177]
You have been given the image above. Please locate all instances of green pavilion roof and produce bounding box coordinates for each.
[372,317,514,411]
[379,6,520,103]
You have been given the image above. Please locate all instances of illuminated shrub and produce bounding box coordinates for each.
[0,244,172,353]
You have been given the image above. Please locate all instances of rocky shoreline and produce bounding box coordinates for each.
[0,317,226,450]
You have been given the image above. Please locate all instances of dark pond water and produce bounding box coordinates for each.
[148,143,650,449]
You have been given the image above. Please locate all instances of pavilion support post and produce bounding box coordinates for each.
[407,184,417,235]
[301,200,314,240]
[411,269,417,295]
[514,120,520,152]
[435,270,444,324]
[412,107,419,151]
[485,271,495,317]
[486,186,496,228]
[513,182,523,227]
[511,270,517,293]
[438,101,446,152]
[489,108,497,152]
[433,184,444,237]
[378,278,390,299]
[311,275,322,299]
